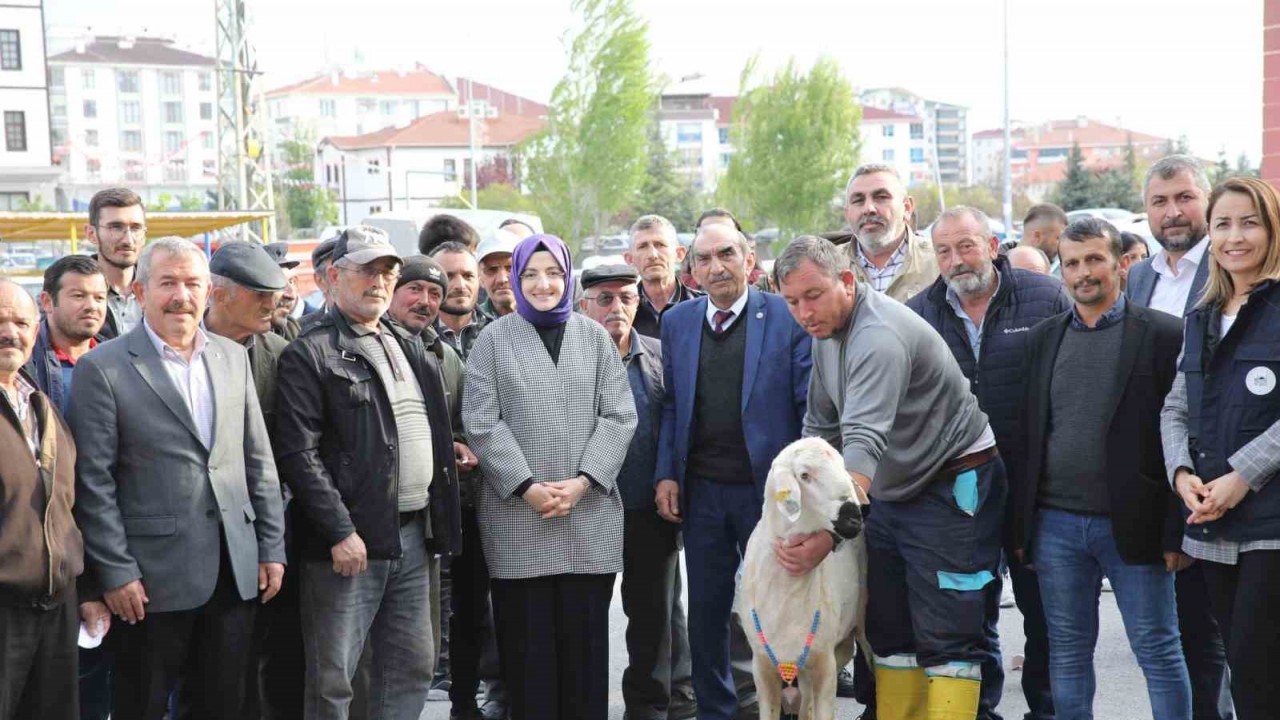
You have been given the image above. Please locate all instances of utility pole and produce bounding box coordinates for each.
[215,0,274,242]
[1002,0,1014,236]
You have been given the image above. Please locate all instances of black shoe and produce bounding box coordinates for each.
[837,666,858,698]
[479,700,509,720]
[449,707,479,720]
[668,700,698,720]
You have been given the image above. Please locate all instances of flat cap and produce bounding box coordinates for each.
[210,242,288,292]
[311,236,339,268]
[580,263,640,290]
[332,225,400,268]
[397,255,448,293]
[263,241,300,269]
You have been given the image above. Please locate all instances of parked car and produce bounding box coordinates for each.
[362,209,543,257]
[1066,208,1138,224]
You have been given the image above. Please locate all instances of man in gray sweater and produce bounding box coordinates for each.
[773,235,1004,720]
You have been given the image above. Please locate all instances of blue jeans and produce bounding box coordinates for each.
[1032,509,1190,720]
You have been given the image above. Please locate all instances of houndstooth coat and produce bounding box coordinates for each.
[462,312,637,579]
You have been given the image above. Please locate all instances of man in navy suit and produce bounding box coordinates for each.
[655,223,812,720]
[1125,155,1234,720]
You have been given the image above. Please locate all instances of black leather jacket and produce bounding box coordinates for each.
[274,308,462,560]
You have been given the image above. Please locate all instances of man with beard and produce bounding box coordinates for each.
[85,187,146,339]
[429,241,489,361]
[627,215,702,339]
[1124,155,1234,720]
[1015,218,1190,720]
[907,207,1070,720]
[837,164,938,302]
[475,230,519,319]
[68,237,286,719]
[264,242,303,341]
[1018,205,1069,278]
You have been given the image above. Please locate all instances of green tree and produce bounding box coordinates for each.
[16,194,54,211]
[277,133,337,237]
[1235,152,1260,179]
[522,0,653,250]
[632,124,699,231]
[718,55,860,240]
[437,183,538,214]
[1050,142,1096,211]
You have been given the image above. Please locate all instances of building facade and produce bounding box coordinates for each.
[860,87,969,185]
[48,35,218,210]
[858,106,931,186]
[0,0,59,210]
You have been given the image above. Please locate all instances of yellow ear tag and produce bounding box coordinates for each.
[774,486,802,522]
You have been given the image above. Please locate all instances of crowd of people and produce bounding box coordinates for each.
[1,152,1278,720]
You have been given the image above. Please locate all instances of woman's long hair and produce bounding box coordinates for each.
[1199,176,1280,308]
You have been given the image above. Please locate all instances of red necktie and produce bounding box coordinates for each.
[713,309,735,333]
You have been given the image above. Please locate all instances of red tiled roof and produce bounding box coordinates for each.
[861,106,922,122]
[268,65,454,98]
[455,78,548,118]
[973,128,1005,140]
[974,119,1169,148]
[707,95,737,126]
[49,36,215,67]
[322,110,546,150]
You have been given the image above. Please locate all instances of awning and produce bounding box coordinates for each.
[0,211,274,243]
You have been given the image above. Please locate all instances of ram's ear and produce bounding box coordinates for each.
[772,468,803,523]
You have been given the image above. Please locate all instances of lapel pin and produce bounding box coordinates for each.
[756,312,764,319]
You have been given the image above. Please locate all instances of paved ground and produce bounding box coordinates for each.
[421,567,1154,719]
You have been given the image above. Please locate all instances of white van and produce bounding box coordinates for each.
[362,209,544,257]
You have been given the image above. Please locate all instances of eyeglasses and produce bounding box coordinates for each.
[584,291,640,307]
[95,222,147,238]
[340,264,400,284]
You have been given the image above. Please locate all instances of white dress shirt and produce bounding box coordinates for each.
[704,288,750,331]
[1148,238,1208,317]
[144,320,214,449]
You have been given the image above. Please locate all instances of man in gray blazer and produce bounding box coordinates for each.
[68,236,286,720]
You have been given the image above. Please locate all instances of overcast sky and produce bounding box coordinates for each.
[46,0,1264,163]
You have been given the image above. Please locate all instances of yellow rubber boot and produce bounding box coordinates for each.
[874,660,927,720]
[925,675,981,720]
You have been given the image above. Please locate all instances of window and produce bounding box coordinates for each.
[1039,147,1070,160]
[86,158,101,176]
[84,129,98,147]
[380,100,398,115]
[910,123,923,140]
[50,67,64,88]
[164,160,186,181]
[199,102,213,120]
[81,68,95,89]
[718,127,729,145]
[443,159,456,182]
[320,99,336,117]
[1010,148,1028,160]
[367,159,381,175]
[910,147,924,163]
[83,100,97,119]
[676,123,702,143]
[369,205,383,215]
[720,153,731,169]
[882,124,895,137]
[160,71,182,95]
[120,130,142,152]
[51,128,65,147]
[125,160,145,181]
[0,192,27,210]
[117,70,139,93]
[163,102,183,124]
[882,149,895,162]
[120,101,141,124]
[202,159,217,177]
[0,30,20,71]
[357,98,376,113]
[201,131,214,150]
[198,72,212,92]
[3,111,25,151]
[164,131,183,153]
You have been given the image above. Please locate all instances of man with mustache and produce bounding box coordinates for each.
[835,164,939,302]
[907,207,1070,720]
[655,223,812,720]
[67,237,287,719]
[0,279,86,720]
[627,215,703,339]
[85,187,146,339]
[476,230,520,319]
[430,242,490,362]
[274,226,461,720]
[1015,218,1191,720]
[263,242,303,341]
[1124,155,1234,720]
[580,264,697,720]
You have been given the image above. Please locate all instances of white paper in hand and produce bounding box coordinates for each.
[78,619,106,649]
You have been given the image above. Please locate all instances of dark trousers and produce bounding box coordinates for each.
[1177,562,1235,720]
[0,592,79,720]
[683,480,761,720]
[449,506,506,713]
[243,504,304,720]
[490,573,614,720]
[621,508,694,719]
[111,553,257,720]
[1008,553,1055,720]
[866,457,1006,670]
[79,645,113,720]
[1201,551,1280,720]
[981,569,1007,720]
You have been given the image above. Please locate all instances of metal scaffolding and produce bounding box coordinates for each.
[214,0,274,243]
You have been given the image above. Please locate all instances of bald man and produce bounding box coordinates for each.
[1007,245,1052,275]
